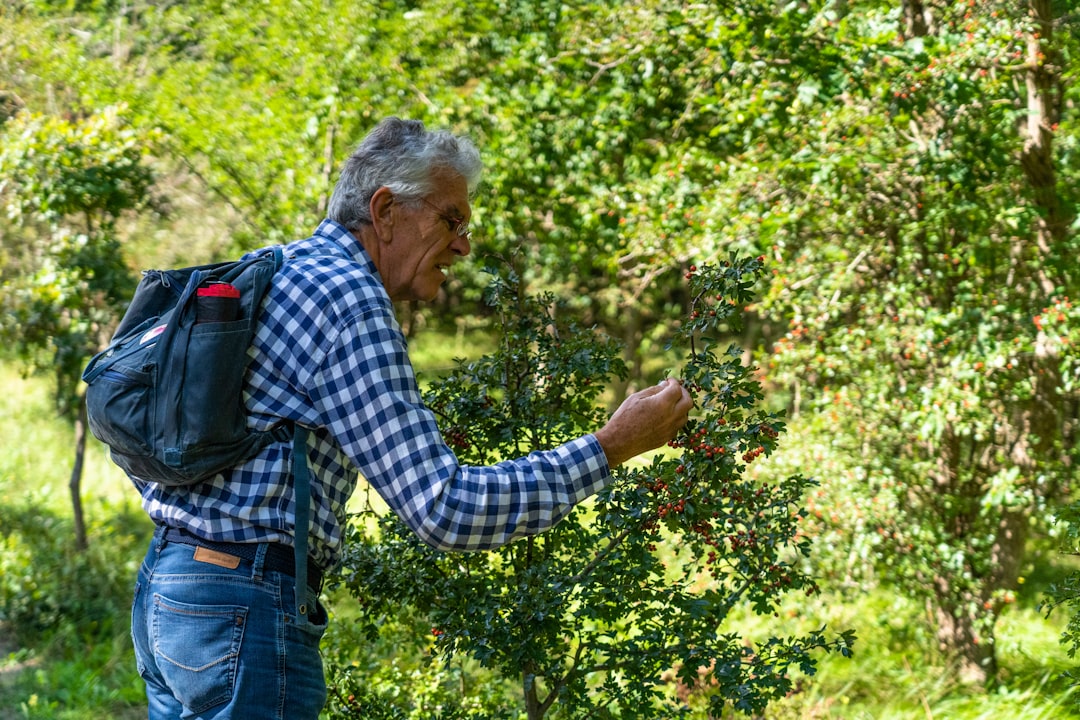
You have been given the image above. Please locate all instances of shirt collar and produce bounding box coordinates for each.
[312,218,379,275]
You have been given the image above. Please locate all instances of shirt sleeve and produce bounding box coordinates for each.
[304,303,613,552]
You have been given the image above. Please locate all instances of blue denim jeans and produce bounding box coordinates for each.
[132,525,328,719]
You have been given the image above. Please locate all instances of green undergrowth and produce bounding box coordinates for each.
[0,483,152,719]
[4,352,1080,719]
[318,500,1080,720]
[320,589,523,719]
[693,559,1080,720]
[0,361,151,719]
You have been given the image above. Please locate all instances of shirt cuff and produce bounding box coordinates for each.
[559,433,612,504]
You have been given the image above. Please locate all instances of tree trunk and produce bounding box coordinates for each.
[933,598,996,684]
[70,394,89,551]
[522,663,552,720]
[1019,0,1071,293]
[925,413,1035,684]
[900,0,931,39]
[524,675,543,720]
[611,304,644,410]
[933,514,1028,685]
[926,0,1076,685]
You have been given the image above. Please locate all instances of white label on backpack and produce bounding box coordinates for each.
[140,323,167,345]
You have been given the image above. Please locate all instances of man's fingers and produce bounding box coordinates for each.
[646,379,693,438]
[658,379,693,416]
[636,382,668,399]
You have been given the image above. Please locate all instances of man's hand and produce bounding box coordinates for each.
[594,378,693,468]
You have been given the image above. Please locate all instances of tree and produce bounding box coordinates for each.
[451,1,760,395]
[330,256,854,719]
[738,0,1079,683]
[67,0,496,248]
[0,104,160,548]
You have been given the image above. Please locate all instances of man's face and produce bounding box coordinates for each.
[382,170,472,303]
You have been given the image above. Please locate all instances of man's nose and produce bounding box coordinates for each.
[451,233,471,257]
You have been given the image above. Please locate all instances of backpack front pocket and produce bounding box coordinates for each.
[86,360,156,458]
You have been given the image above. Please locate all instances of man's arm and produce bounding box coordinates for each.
[309,300,693,551]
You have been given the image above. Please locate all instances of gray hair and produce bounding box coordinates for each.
[327,117,483,232]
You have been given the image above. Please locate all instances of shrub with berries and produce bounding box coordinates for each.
[329,256,854,719]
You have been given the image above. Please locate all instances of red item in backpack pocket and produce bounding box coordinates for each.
[196,283,241,324]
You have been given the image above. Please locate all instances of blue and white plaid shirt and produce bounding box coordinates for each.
[136,219,611,570]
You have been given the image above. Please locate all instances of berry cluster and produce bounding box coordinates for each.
[443,427,470,450]
[668,425,728,460]
[1034,296,1072,331]
[640,477,695,520]
[742,445,766,464]
[753,423,780,440]
[658,499,686,518]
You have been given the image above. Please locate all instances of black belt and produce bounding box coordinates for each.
[163,526,323,590]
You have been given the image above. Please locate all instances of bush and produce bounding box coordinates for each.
[328,257,854,719]
[0,496,148,648]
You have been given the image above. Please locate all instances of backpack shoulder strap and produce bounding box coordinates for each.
[262,245,318,622]
[291,426,314,623]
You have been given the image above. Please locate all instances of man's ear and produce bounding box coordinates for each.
[369,186,395,241]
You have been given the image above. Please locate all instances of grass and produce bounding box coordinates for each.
[672,542,1080,719]
[3,350,1080,719]
[756,592,1080,719]
[0,361,150,720]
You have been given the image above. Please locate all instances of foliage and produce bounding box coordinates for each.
[3,0,1080,699]
[696,0,1080,683]
[0,359,149,719]
[0,363,1076,719]
[746,580,1080,719]
[0,487,150,718]
[0,493,146,645]
[0,100,162,548]
[21,0,490,249]
[1043,498,1080,687]
[321,604,521,720]
[0,104,160,416]
[333,257,853,719]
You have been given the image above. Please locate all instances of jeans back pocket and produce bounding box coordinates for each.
[151,593,248,714]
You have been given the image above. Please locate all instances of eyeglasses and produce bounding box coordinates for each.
[418,197,471,242]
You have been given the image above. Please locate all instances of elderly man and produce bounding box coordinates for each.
[129,117,692,719]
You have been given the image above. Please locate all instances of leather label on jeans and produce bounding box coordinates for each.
[193,546,242,569]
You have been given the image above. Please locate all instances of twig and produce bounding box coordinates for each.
[568,526,635,585]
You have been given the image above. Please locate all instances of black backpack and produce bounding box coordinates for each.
[82,246,319,619]
[82,247,291,486]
